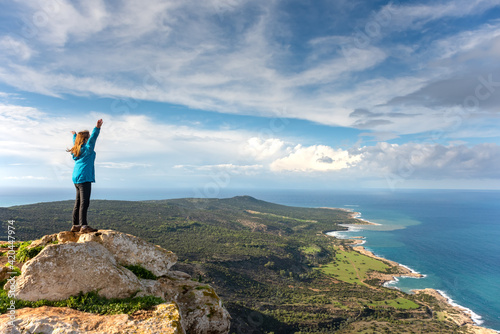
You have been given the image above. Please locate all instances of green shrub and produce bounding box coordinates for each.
[0,242,21,248]
[16,241,44,263]
[123,264,157,280]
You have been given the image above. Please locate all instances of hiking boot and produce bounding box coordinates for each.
[70,225,81,232]
[80,225,98,233]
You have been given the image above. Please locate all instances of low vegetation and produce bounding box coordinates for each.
[123,264,157,280]
[15,241,44,263]
[0,280,164,315]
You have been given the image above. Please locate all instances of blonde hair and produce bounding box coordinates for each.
[67,130,90,157]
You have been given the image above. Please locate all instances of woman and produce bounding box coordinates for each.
[68,119,103,233]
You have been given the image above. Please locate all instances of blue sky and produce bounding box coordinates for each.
[1,0,500,194]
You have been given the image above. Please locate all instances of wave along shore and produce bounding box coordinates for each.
[326,211,499,334]
[433,289,485,326]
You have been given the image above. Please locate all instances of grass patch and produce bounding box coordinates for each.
[195,285,212,290]
[332,301,349,309]
[123,264,157,280]
[436,311,447,321]
[0,242,22,248]
[300,245,322,254]
[0,282,164,315]
[245,210,317,223]
[317,247,391,285]
[16,241,44,263]
[367,297,420,310]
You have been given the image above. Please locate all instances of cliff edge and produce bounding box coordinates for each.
[1,229,231,334]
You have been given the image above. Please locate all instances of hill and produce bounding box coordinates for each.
[0,196,491,333]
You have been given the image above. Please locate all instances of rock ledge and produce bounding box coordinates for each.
[1,229,230,334]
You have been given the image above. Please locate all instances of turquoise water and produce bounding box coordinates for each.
[1,188,499,330]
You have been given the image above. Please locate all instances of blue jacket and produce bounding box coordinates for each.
[72,127,100,184]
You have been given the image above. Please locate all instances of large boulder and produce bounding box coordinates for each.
[14,241,143,301]
[30,230,178,277]
[78,230,177,276]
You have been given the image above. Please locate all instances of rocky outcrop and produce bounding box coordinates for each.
[0,303,183,334]
[78,230,177,276]
[15,241,144,301]
[4,230,230,334]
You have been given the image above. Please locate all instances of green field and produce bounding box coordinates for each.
[318,247,390,285]
[367,297,420,310]
[300,244,322,254]
[246,210,318,223]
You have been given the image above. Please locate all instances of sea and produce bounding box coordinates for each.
[1,187,499,331]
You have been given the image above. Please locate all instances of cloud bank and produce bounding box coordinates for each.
[1,104,498,189]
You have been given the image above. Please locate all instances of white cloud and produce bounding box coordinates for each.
[0,103,45,122]
[356,142,500,179]
[270,145,362,172]
[267,141,500,180]
[0,104,62,160]
[243,137,285,160]
[16,0,109,46]
[285,47,387,87]
[4,176,48,180]
[97,162,152,169]
[430,22,500,61]
[379,0,500,31]
[0,36,34,60]
[174,164,264,176]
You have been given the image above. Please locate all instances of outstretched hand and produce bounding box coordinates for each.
[96,119,103,128]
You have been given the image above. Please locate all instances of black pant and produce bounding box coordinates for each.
[72,182,91,226]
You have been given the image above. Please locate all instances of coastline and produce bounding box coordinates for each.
[351,245,424,280]
[412,289,498,334]
[349,211,381,226]
[326,209,499,333]
[320,207,381,226]
[343,241,498,332]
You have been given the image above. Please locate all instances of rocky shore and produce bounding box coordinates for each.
[413,289,498,334]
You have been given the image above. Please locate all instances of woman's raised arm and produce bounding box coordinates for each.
[87,119,103,150]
